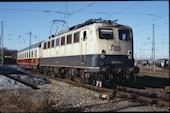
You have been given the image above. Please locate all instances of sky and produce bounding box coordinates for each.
[0,1,169,60]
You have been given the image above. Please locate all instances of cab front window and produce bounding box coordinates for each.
[119,30,130,41]
[99,29,113,40]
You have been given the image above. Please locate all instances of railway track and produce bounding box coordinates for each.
[5,65,170,108]
[27,70,170,107]
[115,85,170,107]
[60,78,170,107]
[138,67,169,77]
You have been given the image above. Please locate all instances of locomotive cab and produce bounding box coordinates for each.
[86,22,139,84]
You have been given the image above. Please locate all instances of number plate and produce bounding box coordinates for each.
[114,46,121,51]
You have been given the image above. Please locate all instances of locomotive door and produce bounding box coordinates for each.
[80,30,87,64]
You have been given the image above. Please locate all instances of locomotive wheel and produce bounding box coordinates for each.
[115,76,126,85]
[129,74,136,82]
[66,74,72,80]
[91,79,96,86]
[89,75,96,86]
[74,77,81,82]
[50,71,56,77]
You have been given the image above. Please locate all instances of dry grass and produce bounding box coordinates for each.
[0,89,60,112]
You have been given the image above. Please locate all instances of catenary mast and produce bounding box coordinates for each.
[0,21,3,65]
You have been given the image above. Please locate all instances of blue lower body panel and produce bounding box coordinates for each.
[40,54,134,69]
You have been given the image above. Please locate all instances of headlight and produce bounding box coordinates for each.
[100,54,105,59]
[127,50,132,60]
[127,50,132,55]
[100,50,106,59]
[128,56,132,60]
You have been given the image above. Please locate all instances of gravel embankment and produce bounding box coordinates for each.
[0,65,50,89]
[0,75,31,89]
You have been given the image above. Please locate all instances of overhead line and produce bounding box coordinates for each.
[78,11,168,16]
[78,11,169,18]
[72,2,96,15]
[135,22,168,34]
[4,25,25,34]
[116,1,143,13]
[105,1,143,19]
[66,2,96,22]
[133,15,168,28]
[0,8,72,15]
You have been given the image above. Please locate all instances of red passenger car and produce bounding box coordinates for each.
[17,42,41,70]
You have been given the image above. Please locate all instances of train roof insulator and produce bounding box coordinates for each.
[57,18,118,35]
[49,35,56,39]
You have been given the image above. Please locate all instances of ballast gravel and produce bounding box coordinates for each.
[38,79,169,112]
[0,75,169,112]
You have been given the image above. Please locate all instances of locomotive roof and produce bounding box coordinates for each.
[18,41,42,52]
[18,18,132,53]
[56,18,122,36]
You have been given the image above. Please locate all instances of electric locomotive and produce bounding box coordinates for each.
[17,18,139,87]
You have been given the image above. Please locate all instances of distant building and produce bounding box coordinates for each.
[155,58,169,69]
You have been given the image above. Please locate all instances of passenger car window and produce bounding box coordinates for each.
[99,29,113,39]
[119,30,130,41]
[35,50,37,57]
[31,50,33,58]
[29,51,30,58]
